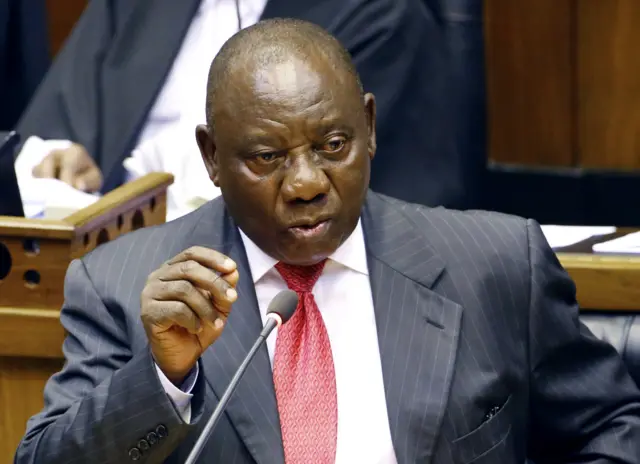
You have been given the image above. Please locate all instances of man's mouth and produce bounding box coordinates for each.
[288,219,331,239]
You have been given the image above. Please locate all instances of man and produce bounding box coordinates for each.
[0,0,49,131]
[14,0,476,209]
[16,19,640,464]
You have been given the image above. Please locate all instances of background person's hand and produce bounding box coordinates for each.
[32,143,103,192]
[140,246,239,385]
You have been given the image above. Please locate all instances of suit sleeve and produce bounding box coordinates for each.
[14,259,205,464]
[526,220,640,462]
[15,0,112,157]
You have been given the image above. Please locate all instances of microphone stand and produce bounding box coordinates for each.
[184,318,278,464]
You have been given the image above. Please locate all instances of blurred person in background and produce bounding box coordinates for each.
[0,0,49,131]
[15,0,475,211]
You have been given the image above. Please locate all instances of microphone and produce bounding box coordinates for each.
[185,290,299,464]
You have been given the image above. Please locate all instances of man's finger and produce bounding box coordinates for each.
[197,317,225,347]
[146,279,219,323]
[32,151,60,178]
[167,246,237,275]
[157,260,238,312]
[144,300,202,334]
[58,163,77,186]
[74,167,103,192]
[221,269,240,288]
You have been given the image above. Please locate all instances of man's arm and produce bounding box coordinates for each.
[14,259,204,463]
[526,220,640,462]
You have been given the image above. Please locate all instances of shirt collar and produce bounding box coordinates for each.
[239,219,369,283]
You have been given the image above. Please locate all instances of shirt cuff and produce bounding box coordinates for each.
[155,363,199,424]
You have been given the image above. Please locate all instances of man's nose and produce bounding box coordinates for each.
[281,153,330,204]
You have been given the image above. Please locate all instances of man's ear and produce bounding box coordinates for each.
[363,93,377,161]
[195,124,220,186]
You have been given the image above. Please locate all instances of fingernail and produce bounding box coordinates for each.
[226,288,237,301]
[224,259,236,270]
[214,318,224,329]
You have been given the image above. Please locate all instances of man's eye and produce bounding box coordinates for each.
[256,152,277,163]
[322,137,346,153]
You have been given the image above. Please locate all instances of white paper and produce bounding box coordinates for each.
[592,231,640,253]
[14,136,100,219]
[14,135,73,178]
[23,203,45,219]
[18,177,100,219]
[540,225,616,249]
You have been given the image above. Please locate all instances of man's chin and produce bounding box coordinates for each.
[276,239,339,267]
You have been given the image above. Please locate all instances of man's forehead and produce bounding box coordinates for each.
[229,54,345,101]
[216,58,350,117]
[210,48,363,135]
[252,60,327,98]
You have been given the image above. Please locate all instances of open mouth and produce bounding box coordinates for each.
[288,219,330,239]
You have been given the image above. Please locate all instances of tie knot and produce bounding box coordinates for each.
[275,259,327,293]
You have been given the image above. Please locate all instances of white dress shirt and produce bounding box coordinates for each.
[137,0,266,143]
[158,221,398,463]
[15,0,266,198]
[123,123,219,221]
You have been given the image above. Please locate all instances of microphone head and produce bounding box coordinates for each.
[266,290,299,324]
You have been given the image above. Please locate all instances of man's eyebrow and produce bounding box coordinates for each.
[239,132,284,148]
[311,120,353,135]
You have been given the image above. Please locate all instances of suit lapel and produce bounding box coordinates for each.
[187,200,284,464]
[362,193,463,464]
[99,0,201,188]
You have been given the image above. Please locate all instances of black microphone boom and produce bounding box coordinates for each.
[185,289,299,464]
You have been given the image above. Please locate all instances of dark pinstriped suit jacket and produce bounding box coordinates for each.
[16,192,640,463]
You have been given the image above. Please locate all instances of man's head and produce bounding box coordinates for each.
[196,18,376,266]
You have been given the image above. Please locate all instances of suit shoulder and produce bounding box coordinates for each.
[382,193,526,228]
[419,205,529,236]
[388,196,533,258]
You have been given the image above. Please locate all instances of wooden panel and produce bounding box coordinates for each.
[45,0,87,56]
[484,0,575,166]
[0,237,70,310]
[0,357,63,460]
[0,308,65,358]
[577,0,640,169]
[559,252,640,310]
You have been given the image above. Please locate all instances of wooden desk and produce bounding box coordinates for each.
[556,229,640,311]
[0,174,172,462]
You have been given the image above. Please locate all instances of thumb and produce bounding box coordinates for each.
[58,163,79,187]
[197,317,225,348]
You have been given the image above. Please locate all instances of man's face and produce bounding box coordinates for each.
[197,54,376,266]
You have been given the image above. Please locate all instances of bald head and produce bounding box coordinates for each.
[205,18,363,127]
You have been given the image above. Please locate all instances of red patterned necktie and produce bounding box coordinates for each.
[273,259,338,464]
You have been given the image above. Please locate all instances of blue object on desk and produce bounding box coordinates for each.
[0,131,26,217]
